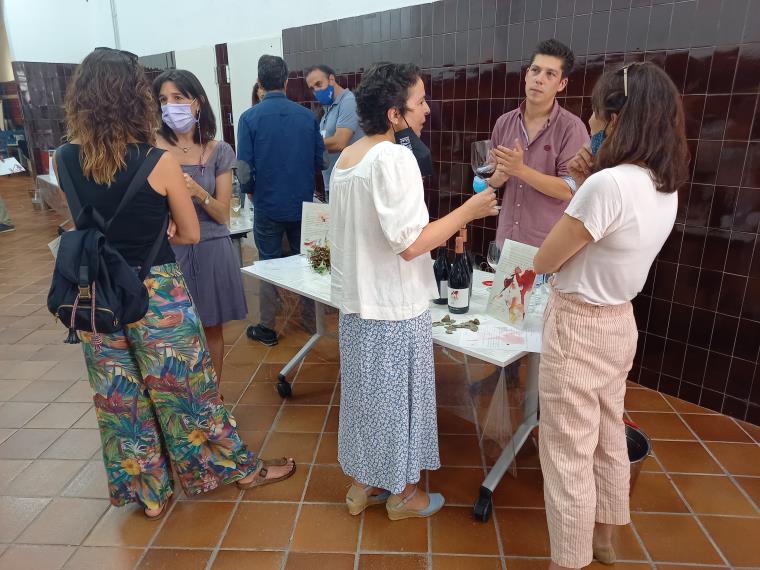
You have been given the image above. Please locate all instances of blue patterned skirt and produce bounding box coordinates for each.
[337,310,440,494]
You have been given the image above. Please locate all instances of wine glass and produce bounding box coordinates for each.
[487,240,501,272]
[230,194,242,215]
[471,140,495,180]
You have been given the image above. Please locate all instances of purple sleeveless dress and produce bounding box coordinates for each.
[172,141,248,327]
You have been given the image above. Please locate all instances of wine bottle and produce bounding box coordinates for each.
[448,237,471,314]
[432,243,449,305]
[459,227,475,295]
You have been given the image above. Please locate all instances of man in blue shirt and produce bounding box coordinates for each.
[305,65,363,201]
[238,55,325,346]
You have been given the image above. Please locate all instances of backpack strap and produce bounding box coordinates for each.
[137,215,168,281]
[105,147,165,232]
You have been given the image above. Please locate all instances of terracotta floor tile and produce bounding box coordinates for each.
[291,503,360,552]
[585,564,650,569]
[62,460,109,499]
[432,555,503,569]
[223,345,269,366]
[23,402,90,428]
[137,548,211,570]
[285,552,355,569]
[0,379,31,401]
[218,381,246,403]
[55,380,93,403]
[699,515,760,567]
[0,545,76,570]
[737,419,760,442]
[431,506,499,555]
[705,442,760,476]
[631,513,722,564]
[439,434,484,467]
[735,476,760,508]
[0,428,65,458]
[627,412,694,440]
[681,414,753,442]
[264,345,302,364]
[428,466,486,506]
[17,496,109,545]
[41,428,102,460]
[62,546,143,570]
[650,440,722,474]
[625,389,672,412]
[671,474,758,515]
[236,429,267,453]
[10,380,72,402]
[212,550,284,570]
[630,472,688,513]
[359,554,428,569]
[437,406,477,435]
[275,405,328,433]
[316,431,338,464]
[0,496,50,542]
[286,382,336,405]
[325,405,340,432]
[0,401,47,428]
[4,458,85,496]
[296,362,340,382]
[500,560,550,570]
[304,464,352,503]
[85,504,160,547]
[230,404,281,431]
[492,468,545,508]
[222,502,297,548]
[606,523,648,561]
[251,363,285,382]
[361,506,429,552]
[495,507,550,557]
[239,381,286,405]
[261,431,319,462]
[153,502,234,547]
[221,363,256,382]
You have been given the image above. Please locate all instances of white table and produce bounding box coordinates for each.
[242,255,542,522]
[228,213,253,267]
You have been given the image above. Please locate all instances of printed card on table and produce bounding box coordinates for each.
[486,239,539,329]
[300,201,330,255]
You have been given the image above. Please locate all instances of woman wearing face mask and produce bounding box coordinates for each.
[533,62,689,569]
[329,62,499,520]
[153,70,247,387]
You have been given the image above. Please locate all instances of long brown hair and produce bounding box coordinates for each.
[591,62,689,193]
[64,48,158,185]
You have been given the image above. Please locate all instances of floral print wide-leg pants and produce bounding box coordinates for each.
[79,263,256,510]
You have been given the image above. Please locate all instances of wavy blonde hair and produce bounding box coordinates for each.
[64,48,158,185]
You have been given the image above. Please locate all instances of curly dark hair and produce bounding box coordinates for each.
[64,47,158,185]
[354,62,421,136]
[591,62,690,194]
[153,69,217,146]
[531,39,575,77]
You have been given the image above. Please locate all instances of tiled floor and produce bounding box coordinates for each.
[1,175,760,569]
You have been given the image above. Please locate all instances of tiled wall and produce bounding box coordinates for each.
[283,0,760,423]
[12,62,76,175]
[215,43,235,149]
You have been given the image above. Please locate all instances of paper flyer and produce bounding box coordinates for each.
[300,201,330,255]
[486,239,540,328]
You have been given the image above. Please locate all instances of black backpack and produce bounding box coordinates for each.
[47,147,167,345]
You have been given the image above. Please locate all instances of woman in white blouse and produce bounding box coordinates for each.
[329,62,498,520]
[533,63,689,569]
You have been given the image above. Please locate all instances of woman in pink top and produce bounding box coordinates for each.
[533,63,690,569]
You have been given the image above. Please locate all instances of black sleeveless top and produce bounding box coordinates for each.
[57,143,175,267]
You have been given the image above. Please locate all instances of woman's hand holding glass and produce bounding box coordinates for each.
[567,143,594,188]
[463,186,499,221]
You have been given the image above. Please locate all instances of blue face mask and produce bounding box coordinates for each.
[590,128,606,156]
[314,84,335,106]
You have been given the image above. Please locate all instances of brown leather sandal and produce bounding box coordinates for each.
[144,494,173,521]
[236,457,296,490]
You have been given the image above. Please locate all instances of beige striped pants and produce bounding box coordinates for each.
[539,288,638,568]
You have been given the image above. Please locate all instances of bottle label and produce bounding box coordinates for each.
[448,288,469,308]
[438,280,448,299]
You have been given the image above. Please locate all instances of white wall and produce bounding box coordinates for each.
[174,45,223,140]
[227,35,281,128]
[0,5,14,81]
[3,0,115,63]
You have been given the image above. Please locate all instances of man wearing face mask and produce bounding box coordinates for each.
[237,55,324,346]
[305,65,364,201]
[488,39,589,248]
